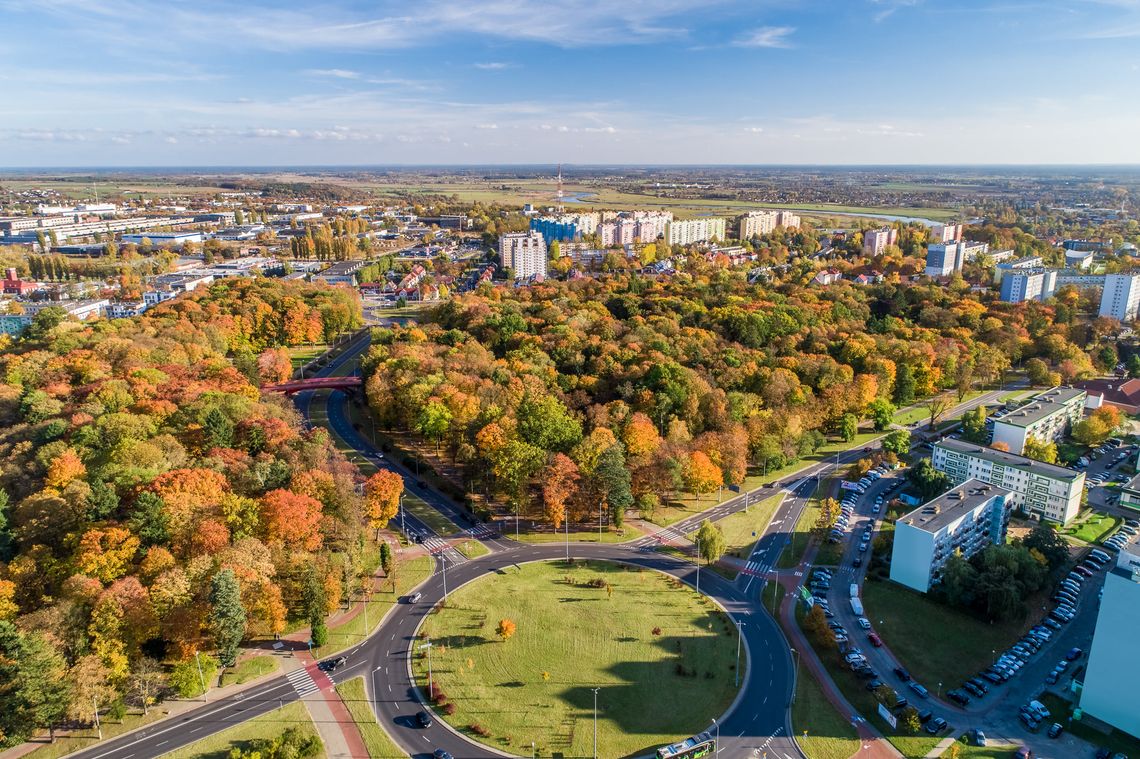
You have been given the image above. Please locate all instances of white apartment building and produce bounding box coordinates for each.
[932,438,1084,524]
[1054,270,1107,290]
[1099,273,1140,322]
[1080,539,1140,739]
[776,211,800,229]
[960,240,990,261]
[499,231,548,280]
[665,218,726,246]
[863,227,898,255]
[999,268,1056,304]
[925,242,965,277]
[993,255,1045,284]
[890,479,1010,593]
[738,211,777,239]
[991,387,1086,455]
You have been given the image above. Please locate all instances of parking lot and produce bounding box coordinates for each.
[797,439,1138,757]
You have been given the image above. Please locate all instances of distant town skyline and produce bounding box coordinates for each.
[2,0,1139,166]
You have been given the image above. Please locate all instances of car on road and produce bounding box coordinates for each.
[909,681,929,698]
[433,751,454,759]
[1048,723,1064,739]
[318,656,347,672]
[869,633,883,647]
[407,592,423,604]
[417,710,433,728]
[1067,647,1083,661]
[1013,748,1032,759]
[893,666,910,681]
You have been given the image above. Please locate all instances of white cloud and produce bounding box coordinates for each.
[474,62,510,70]
[303,68,361,79]
[869,0,922,23]
[732,25,795,48]
[744,126,764,133]
[475,123,498,129]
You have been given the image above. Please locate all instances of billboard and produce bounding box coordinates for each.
[877,703,897,729]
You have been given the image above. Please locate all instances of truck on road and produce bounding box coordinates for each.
[851,598,864,615]
[850,583,859,598]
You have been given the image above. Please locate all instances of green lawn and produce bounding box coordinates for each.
[998,389,1038,405]
[892,390,990,428]
[1039,692,1140,759]
[1058,510,1122,545]
[22,711,168,759]
[793,666,861,759]
[412,560,740,758]
[402,493,464,537]
[161,701,323,759]
[335,677,408,758]
[455,538,490,558]
[861,579,1028,690]
[288,343,331,370]
[317,554,433,656]
[219,655,278,687]
[512,525,635,544]
[763,583,785,617]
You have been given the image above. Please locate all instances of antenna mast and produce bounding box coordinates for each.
[556,164,564,215]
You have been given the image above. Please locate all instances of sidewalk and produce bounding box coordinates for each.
[294,650,370,759]
[774,543,902,759]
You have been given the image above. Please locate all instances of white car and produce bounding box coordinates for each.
[858,618,872,629]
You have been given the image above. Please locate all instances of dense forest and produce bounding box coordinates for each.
[0,279,364,745]
[362,267,1109,529]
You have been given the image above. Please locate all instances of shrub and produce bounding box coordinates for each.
[651,626,662,636]
[442,702,457,715]
[469,723,492,737]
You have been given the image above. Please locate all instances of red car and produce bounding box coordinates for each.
[868,633,883,647]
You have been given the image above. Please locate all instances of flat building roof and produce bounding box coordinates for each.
[899,478,1009,533]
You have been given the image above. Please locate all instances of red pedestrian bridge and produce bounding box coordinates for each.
[261,376,363,395]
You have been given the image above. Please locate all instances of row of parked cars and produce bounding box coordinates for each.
[947,621,1060,708]
[1103,519,1140,553]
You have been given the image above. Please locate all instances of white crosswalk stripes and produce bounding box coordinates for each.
[467,524,496,540]
[741,559,770,577]
[286,668,318,697]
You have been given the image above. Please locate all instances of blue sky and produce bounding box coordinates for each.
[0,0,1138,166]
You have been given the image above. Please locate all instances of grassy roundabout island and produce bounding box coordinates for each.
[412,560,742,758]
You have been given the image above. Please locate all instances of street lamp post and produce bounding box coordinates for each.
[937,681,942,699]
[734,620,744,687]
[195,651,207,702]
[713,717,719,756]
[591,688,600,759]
[419,642,433,697]
[695,538,701,595]
[790,648,800,705]
[565,514,569,563]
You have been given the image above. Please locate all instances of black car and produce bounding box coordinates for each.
[946,689,971,706]
[417,710,433,728]
[866,678,884,691]
[894,666,911,682]
[962,682,983,697]
[318,656,347,672]
[1047,723,1064,739]
[433,751,454,759]
[924,717,948,735]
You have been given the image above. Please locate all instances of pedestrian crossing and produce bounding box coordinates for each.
[740,558,772,578]
[286,667,319,698]
[417,534,467,564]
[633,524,689,548]
[466,524,496,540]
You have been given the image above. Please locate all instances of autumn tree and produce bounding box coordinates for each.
[1023,436,1059,465]
[259,489,323,552]
[815,498,840,532]
[685,451,723,500]
[541,453,579,529]
[364,470,403,538]
[497,618,517,641]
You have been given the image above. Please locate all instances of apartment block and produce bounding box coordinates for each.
[890,479,1011,593]
[1099,273,1140,322]
[776,211,800,229]
[863,227,898,255]
[929,223,963,243]
[925,242,965,277]
[932,438,1084,524]
[999,268,1057,303]
[499,232,548,280]
[993,255,1045,284]
[665,218,726,246]
[1080,541,1140,740]
[991,387,1086,455]
[738,211,777,239]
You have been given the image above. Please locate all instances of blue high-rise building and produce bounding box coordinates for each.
[530,217,579,244]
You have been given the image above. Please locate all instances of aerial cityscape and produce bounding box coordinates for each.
[1,3,1139,759]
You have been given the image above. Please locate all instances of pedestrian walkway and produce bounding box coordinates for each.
[286,666,321,697]
[294,650,369,759]
[924,737,957,757]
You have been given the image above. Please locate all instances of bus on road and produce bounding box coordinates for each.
[656,731,715,759]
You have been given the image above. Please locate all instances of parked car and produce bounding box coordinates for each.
[1047,723,1064,739]
[1067,647,1083,661]
[894,667,911,682]
[924,717,948,734]
[947,690,971,706]
[970,729,986,746]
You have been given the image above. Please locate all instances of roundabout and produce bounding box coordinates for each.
[410,559,743,758]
